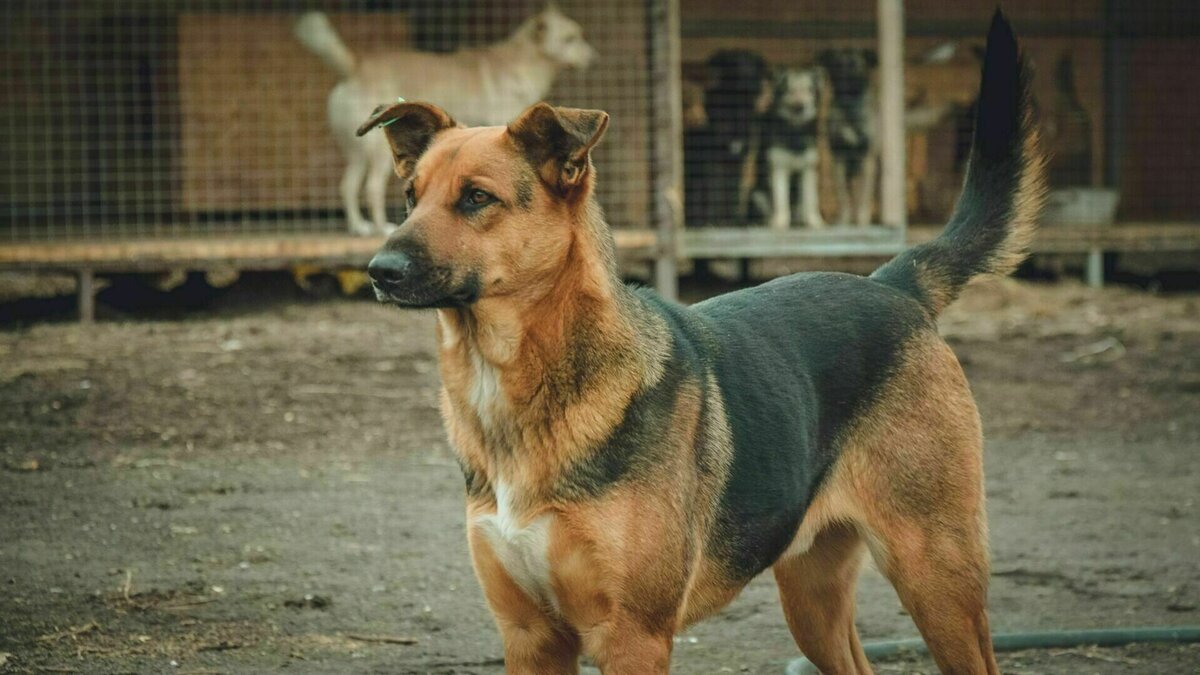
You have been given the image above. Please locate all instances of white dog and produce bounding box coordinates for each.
[761,67,825,229]
[295,6,596,235]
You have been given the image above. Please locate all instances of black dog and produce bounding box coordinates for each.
[684,50,770,227]
[818,48,878,225]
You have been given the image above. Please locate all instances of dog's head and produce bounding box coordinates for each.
[522,4,596,71]
[357,101,608,309]
[817,48,877,98]
[706,50,769,97]
[772,67,822,120]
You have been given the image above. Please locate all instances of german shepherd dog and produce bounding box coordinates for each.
[359,12,1042,674]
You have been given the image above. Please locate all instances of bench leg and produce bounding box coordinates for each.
[78,268,95,324]
[1085,248,1104,289]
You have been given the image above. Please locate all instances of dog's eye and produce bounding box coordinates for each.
[461,188,496,210]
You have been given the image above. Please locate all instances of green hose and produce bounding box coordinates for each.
[785,625,1200,675]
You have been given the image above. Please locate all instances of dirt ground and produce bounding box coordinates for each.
[1,276,1199,674]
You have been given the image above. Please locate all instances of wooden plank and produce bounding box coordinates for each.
[684,227,908,258]
[0,230,661,271]
[2,224,1197,273]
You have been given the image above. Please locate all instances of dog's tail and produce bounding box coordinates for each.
[295,12,357,81]
[871,11,1045,316]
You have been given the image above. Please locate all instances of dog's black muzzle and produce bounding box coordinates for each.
[367,249,414,290]
[368,244,480,309]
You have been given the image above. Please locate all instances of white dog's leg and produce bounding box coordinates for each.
[855,155,878,226]
[340,151,372,236]
[769,152,792,231]
[365,150,396,234]
[800,155,825,228]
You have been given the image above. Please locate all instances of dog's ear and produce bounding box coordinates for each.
[508,103,609,196]
[816,49,836,71]
[530,16,547,42]
[356,102,457,180]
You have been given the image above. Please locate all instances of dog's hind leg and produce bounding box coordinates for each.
[365,150,397,234]
[866,518,998,675]
[846,337,1001,675]
[773,522,872,674]
[340,150,372,236]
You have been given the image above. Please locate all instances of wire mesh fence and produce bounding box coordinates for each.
[0,0,659,242]
[1,1,1196,248]
[678,0,1199,231]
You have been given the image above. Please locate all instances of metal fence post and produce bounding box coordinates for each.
[877,0,907,233]
[650,0,682,301]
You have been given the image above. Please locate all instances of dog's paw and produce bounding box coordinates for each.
[348,221,375,236]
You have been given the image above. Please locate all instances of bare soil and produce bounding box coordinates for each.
[1,277,1198,674]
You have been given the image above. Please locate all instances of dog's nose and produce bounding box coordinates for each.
[368,250,413,286]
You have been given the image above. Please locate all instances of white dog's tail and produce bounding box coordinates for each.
[295,12,356,80]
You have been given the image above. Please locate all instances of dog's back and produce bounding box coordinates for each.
[678,12,1042,581]
[684,272,928,576]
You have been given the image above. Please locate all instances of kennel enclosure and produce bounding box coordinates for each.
[3,0,1200,321]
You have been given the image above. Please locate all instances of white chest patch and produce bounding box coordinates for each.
[467,348,504,429]
[473,481,555,605]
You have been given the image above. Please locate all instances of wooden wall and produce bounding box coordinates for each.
[1120,39,1200,220]
[178,13,416,213]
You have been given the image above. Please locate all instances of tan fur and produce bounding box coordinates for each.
[916,109,1047,316]
[362,93,1014,673]
[361,103,732,671]
[986,122,1047,278]
[775,334,1000,675]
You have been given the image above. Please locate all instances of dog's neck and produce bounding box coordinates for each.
[481,21,566,101]
[435,200,655,493]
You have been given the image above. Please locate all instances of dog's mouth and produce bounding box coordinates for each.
[780,101,816,115]
[559,44,597,70]
[371,273,481,310]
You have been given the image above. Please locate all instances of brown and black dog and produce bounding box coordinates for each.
[358,12,1042,674]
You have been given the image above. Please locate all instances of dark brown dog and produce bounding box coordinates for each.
[358,12,1042,674]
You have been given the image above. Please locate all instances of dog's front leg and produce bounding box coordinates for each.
[470,529,581,674]
[800,160,826,228]
[833,161,853,225]
[854,154,878,226]
[768,150,792,230]
[365,152,398,234]
[590,624,672,675]
[498,618,581,675]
